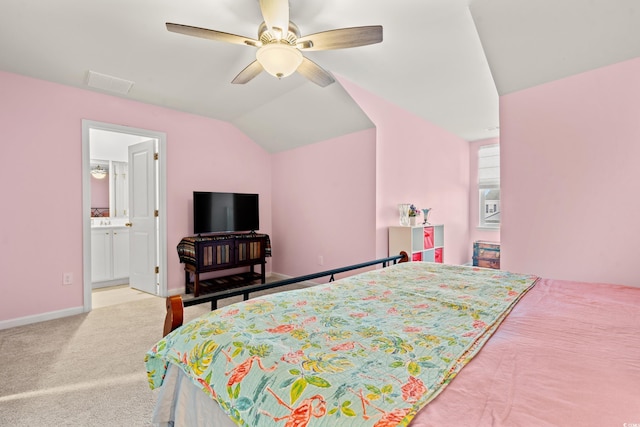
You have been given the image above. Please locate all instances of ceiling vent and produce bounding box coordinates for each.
[86,70,134,94]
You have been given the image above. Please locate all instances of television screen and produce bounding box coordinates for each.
[193,192,259,234]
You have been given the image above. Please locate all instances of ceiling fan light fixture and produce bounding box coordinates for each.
[256,43,303,79]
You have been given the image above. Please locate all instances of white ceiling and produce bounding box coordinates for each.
[2,0,639,152]
[90,129,151,163]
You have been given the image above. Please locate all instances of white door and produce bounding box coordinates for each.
[128,140,158,294]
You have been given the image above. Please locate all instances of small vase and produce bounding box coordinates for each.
[422,208,431,225]
[398,204,410,226]
[409,216,418,226]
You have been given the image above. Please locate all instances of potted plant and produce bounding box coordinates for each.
[408,204,420,226]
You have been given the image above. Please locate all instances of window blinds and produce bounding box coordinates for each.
[478,144,500,188]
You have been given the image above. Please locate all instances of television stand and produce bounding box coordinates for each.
[177,233,269,297]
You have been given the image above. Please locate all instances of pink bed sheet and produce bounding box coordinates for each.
[409,278,640,426]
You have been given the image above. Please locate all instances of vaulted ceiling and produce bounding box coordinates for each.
[1,0,638,152]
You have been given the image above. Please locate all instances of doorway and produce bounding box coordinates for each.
[81,120,168,312]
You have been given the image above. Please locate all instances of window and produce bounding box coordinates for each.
[478,144,500,228]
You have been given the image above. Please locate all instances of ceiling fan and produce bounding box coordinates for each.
[166,0,383,87]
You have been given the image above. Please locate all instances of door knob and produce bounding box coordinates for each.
[125,222,133,227]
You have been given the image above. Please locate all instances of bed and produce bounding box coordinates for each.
[145,261,640,426]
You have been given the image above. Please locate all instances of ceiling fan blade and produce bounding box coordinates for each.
[259,0,289,38]
[297,57,335,87]
[297,26,383,51]
[231,61,264,84]
[166,23,260,47]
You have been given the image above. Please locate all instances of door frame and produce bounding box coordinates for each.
[81,120,168,312]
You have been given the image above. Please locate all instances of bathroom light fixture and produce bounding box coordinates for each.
[256,42,303,79]
[91,165,108,179]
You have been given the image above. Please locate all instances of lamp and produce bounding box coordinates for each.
[91,165,108,179]
[256,42,303,79]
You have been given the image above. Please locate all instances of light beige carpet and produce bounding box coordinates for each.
[0,284,305,426]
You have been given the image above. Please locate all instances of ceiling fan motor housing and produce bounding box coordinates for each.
[258,21,300,46]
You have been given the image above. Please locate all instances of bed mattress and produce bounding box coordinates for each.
[149,269,640,426]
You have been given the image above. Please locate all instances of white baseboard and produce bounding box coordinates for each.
[0,306,85,330]
[267,272,319,287]
[92,278,129,289]
[164,272,319,298]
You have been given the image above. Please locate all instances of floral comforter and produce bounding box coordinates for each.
[145,262,538,427]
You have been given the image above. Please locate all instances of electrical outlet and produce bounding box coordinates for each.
[318,255,324,266]
[63,273,73,285]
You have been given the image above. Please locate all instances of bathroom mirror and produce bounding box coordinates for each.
[90,159,128,218]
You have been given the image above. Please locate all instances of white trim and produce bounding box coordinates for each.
[267,272,320,287]
[81,120,168,314]
[476,225,500,231]
[0,306,84,330]
[91,278,129,289]
[164,273,317,298]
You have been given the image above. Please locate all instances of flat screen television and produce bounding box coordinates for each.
[193,191,259,234]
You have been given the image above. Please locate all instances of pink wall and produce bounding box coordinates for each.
[0,69,473,326]
[270,72,473,277]
[500,57,640,287]
[271,129,377,277]
[468,138,500,260]
[338,76,471,265]
[0,71,272,323]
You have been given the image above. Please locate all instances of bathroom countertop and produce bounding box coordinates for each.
[91,220,129,228]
